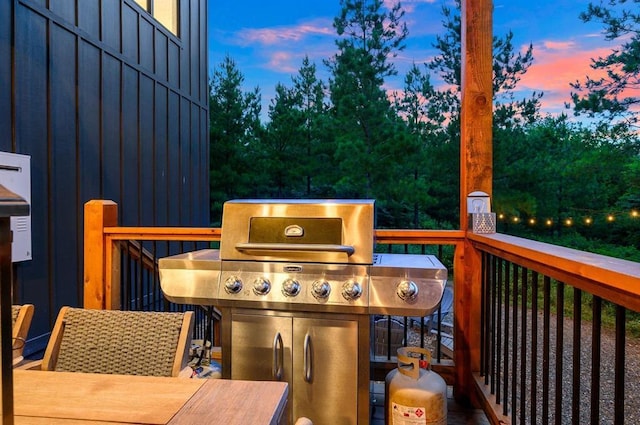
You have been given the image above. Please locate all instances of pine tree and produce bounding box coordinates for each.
[209,55,262,224]
[326,0,410,215]
[570,0,640,131]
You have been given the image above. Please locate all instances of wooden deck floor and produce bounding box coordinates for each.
[370,381,490,424]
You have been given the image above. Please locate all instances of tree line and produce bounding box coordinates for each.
[209,0,640,260]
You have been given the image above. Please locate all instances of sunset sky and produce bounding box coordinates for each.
[208,0,618,120]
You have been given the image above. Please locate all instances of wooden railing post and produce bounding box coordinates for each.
[458,0,494,406]
[83,200,119,309]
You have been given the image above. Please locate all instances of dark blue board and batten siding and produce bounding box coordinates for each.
[0,0,209,355]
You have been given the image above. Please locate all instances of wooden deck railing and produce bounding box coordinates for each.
[83,200,640,424]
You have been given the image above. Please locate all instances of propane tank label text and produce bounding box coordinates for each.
[391,401,446,425]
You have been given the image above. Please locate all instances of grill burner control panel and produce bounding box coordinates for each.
[217,260,370,313]
[159,249,447,316]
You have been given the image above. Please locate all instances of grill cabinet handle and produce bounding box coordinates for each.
[272,332,284,381]
[303,333,312,382]
[235,243,355,256]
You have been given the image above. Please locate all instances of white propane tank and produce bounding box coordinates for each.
[385,347,447,425]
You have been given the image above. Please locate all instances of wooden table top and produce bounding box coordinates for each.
[3,369,288,424]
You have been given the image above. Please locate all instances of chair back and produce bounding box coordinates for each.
[42,307,193,377]
[373,317,405,357]
[12,304,34,360]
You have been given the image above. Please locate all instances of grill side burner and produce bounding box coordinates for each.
[158,199,447,425]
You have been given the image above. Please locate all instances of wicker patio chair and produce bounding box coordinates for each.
[12,304,34,361]
[40,307,194,377]
[372,317,405,358]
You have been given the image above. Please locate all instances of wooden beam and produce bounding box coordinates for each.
[458,0,493,406]
[460,0,494,221]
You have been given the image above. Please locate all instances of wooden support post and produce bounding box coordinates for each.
[458,0,493,405]
[83,200,119,309]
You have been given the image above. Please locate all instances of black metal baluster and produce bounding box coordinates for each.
[494,256,502,401]
[542,276,551,424]
[530,272,539,425]
[554,282,565,425]
[614,305,625,425]
[520,267,528,425]
[590,296,601,425]
[502,260,510,414]
[511,264,519,420]
[572,288,582,425]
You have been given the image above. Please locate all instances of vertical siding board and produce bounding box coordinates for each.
[199,0,207,104]
[78,0,100,39]
[154,84,168,226]
[168,40,179,88]
[102,54,122,202]
[49,0,76,25]
[155,32,168,82]
[179,1,189,93]
[122,3,139,64]
[122,65,140,224]
[189,0,198,99]
[50,23,79,308]
[179,97,191,224]
[78,41,102,204]
[14,6,51,333]
[101,0,121,52]
[139,17,154,72]
[139,74,154,225]
[190,102,199,224]
[199,106,209,225]
[167,91,180,225]
[0,0,11,151]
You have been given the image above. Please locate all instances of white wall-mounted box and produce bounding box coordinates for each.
[0,152,31,262]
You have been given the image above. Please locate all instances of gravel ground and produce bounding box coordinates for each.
[405,310,640,424]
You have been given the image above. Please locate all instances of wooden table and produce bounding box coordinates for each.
[3,370,288,424]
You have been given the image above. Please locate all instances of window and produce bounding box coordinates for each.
[134,0,179,36]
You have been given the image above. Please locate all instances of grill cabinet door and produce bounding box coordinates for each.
[293,317,358,424]
[230,313,293,384]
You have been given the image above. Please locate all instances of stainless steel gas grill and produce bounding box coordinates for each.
[158,199,447,424]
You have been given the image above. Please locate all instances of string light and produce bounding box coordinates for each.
[495,208,639,227]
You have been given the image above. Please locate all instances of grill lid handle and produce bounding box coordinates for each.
[235,243,355,256]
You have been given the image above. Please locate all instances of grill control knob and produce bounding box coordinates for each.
[397,280,419,301]
[282,278,301,297]
[253,277,271,295]
[224,276,243,294]
[342,280,362,301]
[311,280,331,299]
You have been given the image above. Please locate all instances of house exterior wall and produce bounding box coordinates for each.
[0,0,209,354]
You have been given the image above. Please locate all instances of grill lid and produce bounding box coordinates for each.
[219,199,375,264]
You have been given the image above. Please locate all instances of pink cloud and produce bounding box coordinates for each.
[265,51,298,74]
[236,19,333,46]
[518,42,613,113]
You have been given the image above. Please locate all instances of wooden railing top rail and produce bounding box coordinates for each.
[469,232,640,312]
[101,227,464,244]
[104,227,222,241]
